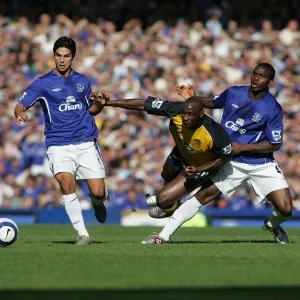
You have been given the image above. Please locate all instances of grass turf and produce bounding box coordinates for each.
[1,225,300,299]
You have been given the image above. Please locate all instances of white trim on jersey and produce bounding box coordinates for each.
[26,97,52,123]
[40,97,52,123]
[85,95,90,107]
[27,97,40,107]
[255,131,262,142]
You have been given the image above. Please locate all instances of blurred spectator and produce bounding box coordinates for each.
[0,2,299,210]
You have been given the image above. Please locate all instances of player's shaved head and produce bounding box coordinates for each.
[185,96,204,114]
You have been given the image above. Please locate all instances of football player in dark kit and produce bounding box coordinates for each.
[90,93,233,217]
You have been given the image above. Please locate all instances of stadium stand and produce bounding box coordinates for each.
[0,0,299,224]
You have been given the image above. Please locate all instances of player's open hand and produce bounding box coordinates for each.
[175,84,196,100]
[184,166,198,176]
[90,90,110,105]
[16,112,28,124]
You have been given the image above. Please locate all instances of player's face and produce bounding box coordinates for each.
[182,104,200,129]
[54,47,73,75]
[250,67,273,92]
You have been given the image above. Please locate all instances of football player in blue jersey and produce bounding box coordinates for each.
[14,36,108,245]
[142,62,292,244]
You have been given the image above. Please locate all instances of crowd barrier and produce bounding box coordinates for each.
[1,208,300,227]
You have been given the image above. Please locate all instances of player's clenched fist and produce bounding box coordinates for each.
[16,112,28,124]
[184,166,198,176]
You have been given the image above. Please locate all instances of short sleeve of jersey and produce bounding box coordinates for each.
[266,109,283,144]
[18,78,43,109]
[144,96,184,117]
[210,124,233,160]
[213,88,229,109]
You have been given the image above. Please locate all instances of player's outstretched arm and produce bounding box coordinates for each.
[175,84,215,109]
[232,141,281,155]
[14,103,28,123]
[90,92,146,111]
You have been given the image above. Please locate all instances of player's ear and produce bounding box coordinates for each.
[268,79,274,87]
[199,110,205,118]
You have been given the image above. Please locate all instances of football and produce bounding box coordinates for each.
[0,218,19,247]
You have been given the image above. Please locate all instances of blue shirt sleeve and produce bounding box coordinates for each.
[213,88,229,109]
[266,109,283,144]
[18,78,43,109]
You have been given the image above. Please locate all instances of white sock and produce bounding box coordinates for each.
[159,196,202,241]
[63,193,89,237]
[266,208,291,228]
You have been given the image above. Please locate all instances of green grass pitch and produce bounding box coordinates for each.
[1,225,300,299]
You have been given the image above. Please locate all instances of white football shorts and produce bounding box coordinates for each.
[210,160,288,203]
[46,140,106,180]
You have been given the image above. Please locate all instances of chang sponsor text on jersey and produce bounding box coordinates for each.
[59,96,83,112]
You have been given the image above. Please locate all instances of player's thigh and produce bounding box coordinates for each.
[158,176,188,206]
[249,163,289,203]
[194,180,221,205]
[161,147,185,183]
[46,145,76,176]
[75,141,106,180]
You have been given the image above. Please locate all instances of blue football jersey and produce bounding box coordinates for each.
[18,69,98,148]
[213,86,283,164]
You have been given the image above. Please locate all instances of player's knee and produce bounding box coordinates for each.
[156,192,172,208]
[275,200,293,217]
[280,202,293,217]
[90,187,106,200]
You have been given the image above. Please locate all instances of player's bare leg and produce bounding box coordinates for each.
[146,161,184,214]
[156,176,197,208]
[86,178,108,223]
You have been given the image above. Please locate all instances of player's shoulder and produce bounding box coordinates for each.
[72,70,90,83]
[38,69,55,81]
[227,85,249,94]
[203,113,226,132]
[265,92,283,114]
[29,70,57,89]
[202,114,231,142]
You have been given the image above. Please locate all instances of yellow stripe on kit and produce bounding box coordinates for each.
[162,201,179,214]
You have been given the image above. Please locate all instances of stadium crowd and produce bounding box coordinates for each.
[0,5,299,211]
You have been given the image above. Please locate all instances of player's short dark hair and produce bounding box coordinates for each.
[53,36,76,58]
[255,63,275,80]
